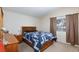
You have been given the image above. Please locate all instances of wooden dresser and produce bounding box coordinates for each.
[14,35,23,43]
[4,34,19,52]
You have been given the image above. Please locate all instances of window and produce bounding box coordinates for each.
[56,16,66,31]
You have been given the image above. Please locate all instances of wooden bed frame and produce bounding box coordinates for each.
[22,26,57,52]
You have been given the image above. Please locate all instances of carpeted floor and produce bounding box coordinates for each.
[18,42,79,52]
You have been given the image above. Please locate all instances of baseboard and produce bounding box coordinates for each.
[57,41,79,48]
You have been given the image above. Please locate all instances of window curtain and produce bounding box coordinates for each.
[66,14,78,45]
[50,17,57,35]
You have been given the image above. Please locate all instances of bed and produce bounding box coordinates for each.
[22,26,57,52]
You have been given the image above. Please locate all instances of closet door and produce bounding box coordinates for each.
[0,7,3,39]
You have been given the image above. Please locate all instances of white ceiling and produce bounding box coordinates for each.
[3,7,58,17]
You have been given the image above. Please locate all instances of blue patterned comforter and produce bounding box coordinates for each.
[23,32,57,52]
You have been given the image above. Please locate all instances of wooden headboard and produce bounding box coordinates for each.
[22,26,37,35]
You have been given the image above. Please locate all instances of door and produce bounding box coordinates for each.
[0,7,3,39]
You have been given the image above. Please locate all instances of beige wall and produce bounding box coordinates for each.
[40,7,79,43]
[3,10,40,34]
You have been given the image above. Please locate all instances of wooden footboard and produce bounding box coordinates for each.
[23,38,56,52]
[40,40,54,52]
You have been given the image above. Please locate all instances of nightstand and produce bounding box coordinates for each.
[14,35,23,43]
[4,34,19,52]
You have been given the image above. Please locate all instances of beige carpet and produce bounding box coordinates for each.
[18,42,79,52]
